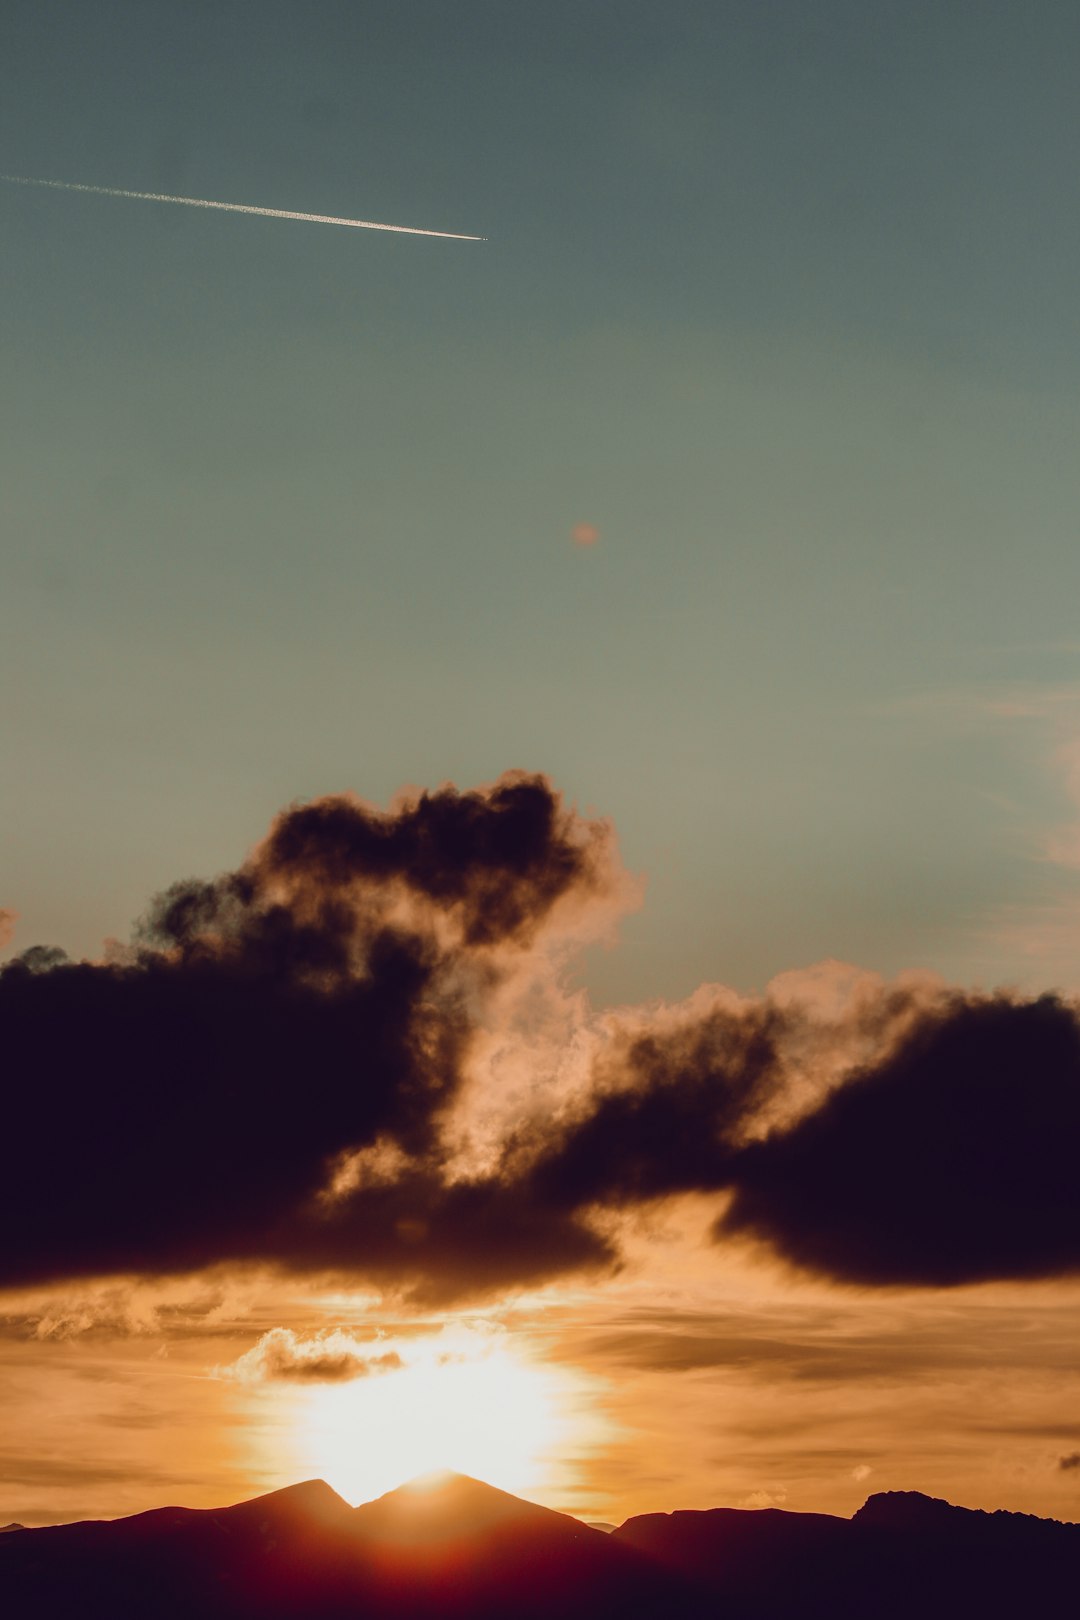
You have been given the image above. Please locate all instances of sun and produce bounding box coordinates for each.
[281,1332,581,1506]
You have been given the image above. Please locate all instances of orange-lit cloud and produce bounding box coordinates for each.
[571,523,600,547]
[220,1328,404,1384]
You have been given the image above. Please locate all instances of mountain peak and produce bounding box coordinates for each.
[854,1490,958,1528]
[250,1478,348,1512]
[199,1477,354,1536]
[854,1489,1079,1538]
[353,1471,596,1549]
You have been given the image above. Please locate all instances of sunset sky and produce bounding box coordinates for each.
[5,1,1080,1534]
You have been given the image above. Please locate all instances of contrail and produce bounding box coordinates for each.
[0,173,485,240]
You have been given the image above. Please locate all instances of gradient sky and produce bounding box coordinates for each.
[4,0,1080,1533]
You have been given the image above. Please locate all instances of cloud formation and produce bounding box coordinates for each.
[716,994,1080,1286]
[5,772,1080,1303]
[221,1328,404,1384]
[0,1281,242,1342]
[0,774,620,1299]
[511,977,1080,1290]
[1059,1453,1080,1472]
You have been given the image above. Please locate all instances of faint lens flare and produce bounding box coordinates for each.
[571,523,600,547]
[0,173,486,241]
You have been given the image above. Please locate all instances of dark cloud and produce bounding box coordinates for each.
[522,990,1080,1290]
[524,1003,782,1209]
[275,1166,615,1305]
[1059,1452,1080,1471]
[0,774,616,1300]
[1,929,452,1284]
[254,772,609,951]
[6,772,1080,1303]
[718,996,1080,1286]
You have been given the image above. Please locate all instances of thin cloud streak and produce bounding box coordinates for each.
[0,174,486,240]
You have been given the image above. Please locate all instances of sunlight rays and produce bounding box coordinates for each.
[245,1328,599,1506]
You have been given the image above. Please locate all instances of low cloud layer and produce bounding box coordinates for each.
[4,772,1080,1303]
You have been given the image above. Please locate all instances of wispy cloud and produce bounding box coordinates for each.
[880,679,1080,984]
[0,1279,255,1342]
[969,683,1080,979]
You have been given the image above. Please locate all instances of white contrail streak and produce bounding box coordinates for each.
[0,173,485,240]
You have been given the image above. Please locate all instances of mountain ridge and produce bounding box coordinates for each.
[2,1471,1077,1618]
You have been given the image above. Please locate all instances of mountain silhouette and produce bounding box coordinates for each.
[345,1473,688,1617]
[0,1471,688,1620]
[614,1487,1080,1619]
[1,1473,1077,1619]
[0,1479,357,1619]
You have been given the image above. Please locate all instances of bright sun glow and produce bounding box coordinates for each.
[276,1327,589,1506]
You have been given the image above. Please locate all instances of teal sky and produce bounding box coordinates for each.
[5,0,1080,1006]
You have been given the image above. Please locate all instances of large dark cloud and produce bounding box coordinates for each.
[718,995,1080,1286]
[0,774,615,1297]
[524,990,1080,1289]
[255,776,607,949]
[6,772,1080,1302]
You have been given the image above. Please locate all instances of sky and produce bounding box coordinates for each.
[4,0,1080,1533]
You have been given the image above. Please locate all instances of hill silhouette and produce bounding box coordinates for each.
[0,1471,688,1620]
[614,1487,1080,1619]
[1,1472,1077,1619]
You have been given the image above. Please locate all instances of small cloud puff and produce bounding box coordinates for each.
[218,1327,404,1384]
[1059,1451,1080,1471]
[741,1488,788,1509]
[571,523,600,547]
[852,1464,872,1482]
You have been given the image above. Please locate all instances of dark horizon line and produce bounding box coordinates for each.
[5,1467,1079,1535]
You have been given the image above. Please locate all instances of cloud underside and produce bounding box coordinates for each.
[3,772,1080,1302]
